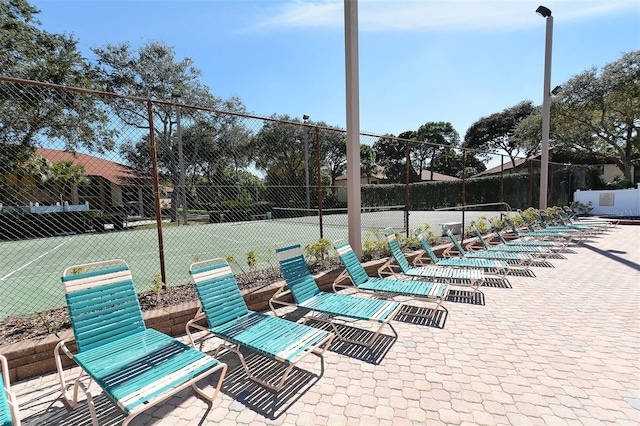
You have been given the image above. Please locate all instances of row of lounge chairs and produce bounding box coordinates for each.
[1,206,610,425]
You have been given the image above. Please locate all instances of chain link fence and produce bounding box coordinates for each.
[0,76,592,324]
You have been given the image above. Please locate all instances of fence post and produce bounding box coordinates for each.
[316,125,324,239]
[461,149,467,243]
[404,139,410,236]
[147,100,167,287]
[500,155,504,205]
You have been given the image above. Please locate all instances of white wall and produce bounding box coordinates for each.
[573,185,640,216]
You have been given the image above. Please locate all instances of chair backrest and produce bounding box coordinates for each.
[189,259,249,328]
[491,223,509,244]
[503,217,521,235]
[334,240,370,287]
[444,227,467,256]
[562,206,577,219]
[415,232,439,264]
[0,354,14,426]
[470,223,490,249]
[276,244,322,304]
[518,211,537,231]
[384,233,412,274]
[62,260,146,353]
[533,212,549,228]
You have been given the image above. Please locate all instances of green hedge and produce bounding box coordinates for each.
[360,168,586,211]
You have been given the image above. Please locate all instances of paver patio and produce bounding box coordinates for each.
[7,224,640,425]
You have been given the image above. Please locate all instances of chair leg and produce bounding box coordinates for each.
[54,339,85,409]
[191,363,228,402]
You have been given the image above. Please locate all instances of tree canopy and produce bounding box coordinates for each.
[464,101,537,167]
[551,50,639,182]
[0,0,113,152]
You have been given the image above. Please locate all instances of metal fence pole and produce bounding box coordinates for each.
[461,149,467,243]
[147,100,167,286]
[316,125,324,239]
[404,139,410,236]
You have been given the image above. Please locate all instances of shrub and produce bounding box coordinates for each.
[304,238,333,261]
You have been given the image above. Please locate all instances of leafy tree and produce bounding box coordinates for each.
[551,50,639,182]
[319,129,347,187]
[412,122,460,180]
[464,101,537,167]
[373,133,410,183]
[0,0,113,151]
[92,40,239,220]
[251,115,310,189]
[50,160,89,204]
[360,144,377,183]
[251,116,346,206]
[431,148,487,177]
[0,146,53,204]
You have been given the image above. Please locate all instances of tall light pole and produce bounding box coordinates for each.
[537,5,553,210]
[302,115,311,213]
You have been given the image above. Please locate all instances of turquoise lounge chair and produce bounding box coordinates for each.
[186,259,335,391]
[55,260,227,426]
[517,211,586,239]
[333,239,449,319]
[0,355,19,426]
[552,208,613,229]
[272,244,402,347]
[503,216,574,243]
[490,223,565,249]
[469,223,554,259]
[442,227,534,268]
[560,206,617,227]
[413,232,516,276]
[535,210,606,236]
[380,233,484,292]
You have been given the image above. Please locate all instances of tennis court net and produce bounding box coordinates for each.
[271,205,408,232]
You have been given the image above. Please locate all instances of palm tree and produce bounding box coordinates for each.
[51,161,89,206]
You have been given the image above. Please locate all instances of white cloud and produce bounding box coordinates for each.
[248,0,639,33]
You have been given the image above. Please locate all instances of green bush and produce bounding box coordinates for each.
[304,238,333,261]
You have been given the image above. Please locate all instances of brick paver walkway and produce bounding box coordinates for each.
[9,224,640,425]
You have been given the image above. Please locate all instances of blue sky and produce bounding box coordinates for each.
[31,0,639,139]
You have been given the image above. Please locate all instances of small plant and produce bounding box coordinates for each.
[474,217,491,234]
[413,223,438,245]
[570,201,593,215]
[36,312,59,338]
[225,255,246,274]
[401,233,421,250]
[304,238,333,262]
[463,225,475,237]
[266,247,277,269]
[246,251,260,273]
[491,218,507,231]
[151,274,165,305]
[361,226,390,261]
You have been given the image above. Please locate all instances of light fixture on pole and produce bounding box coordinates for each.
[537,5,553,210]
[302,115,311,213]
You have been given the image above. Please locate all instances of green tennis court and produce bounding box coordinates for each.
[0,209,506,318]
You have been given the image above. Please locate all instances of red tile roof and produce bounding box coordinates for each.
[36,148,145,186]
